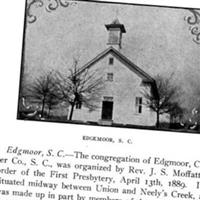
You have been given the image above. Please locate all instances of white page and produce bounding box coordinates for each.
[1,0,200,200]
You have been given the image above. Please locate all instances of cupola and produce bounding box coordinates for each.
[105,18,126,49]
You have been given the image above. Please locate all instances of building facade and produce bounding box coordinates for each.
[72,18,158,126]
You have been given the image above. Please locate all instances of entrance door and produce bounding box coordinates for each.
[101,101,113,120]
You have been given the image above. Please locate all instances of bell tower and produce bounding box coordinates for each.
[105,18,126,49]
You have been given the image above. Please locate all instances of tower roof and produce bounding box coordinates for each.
[105,18,126,33]
[112,18,120,24]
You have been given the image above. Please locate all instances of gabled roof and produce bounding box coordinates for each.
[78,46,158,98]
[79,46,155,83]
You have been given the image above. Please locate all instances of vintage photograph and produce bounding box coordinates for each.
[18,0,200,133]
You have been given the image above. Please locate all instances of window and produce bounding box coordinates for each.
[109,57,114,65]
[107,73,113,81]
[75,101,82,109]
[135,97,142,114]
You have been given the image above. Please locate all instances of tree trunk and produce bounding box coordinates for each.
[48,104,51,119]
[156,109,160,128]
[41,97,46,118]
[69,101,75,121]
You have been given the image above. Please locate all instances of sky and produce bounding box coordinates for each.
[23,0,200,110]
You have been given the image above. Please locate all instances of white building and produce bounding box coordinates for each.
[72,18,158,126]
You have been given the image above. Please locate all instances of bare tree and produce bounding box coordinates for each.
[184,80,200,128]
[46,90,60,118]
[55,58,105,121]
[27,71,60,118]
[143,74,182,128]
[169,102,185,124]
